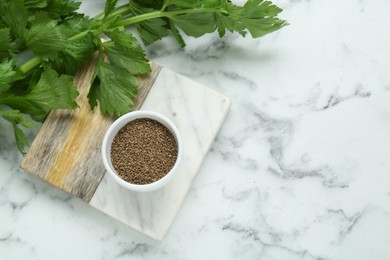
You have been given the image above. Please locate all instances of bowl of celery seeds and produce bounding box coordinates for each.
[102,111,182,192]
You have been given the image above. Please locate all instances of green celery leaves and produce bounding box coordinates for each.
[214,0,287,38]
[1,66,78,121]
[0,0,286,153]
[0,110,36,153]
[0,65,78,153]
[129,1,169,46]
[0,59,16,93]
[239,0,287,38]
[130,0,287,47]
[25,13,68,60]
[92,61,138,116]
[104,30,151,75]
[0,28,17,59]
[172,12,215,38]
[41,0,81,19]
[89,29,151,116]
[2,0,28,40]
[104,0,119,17]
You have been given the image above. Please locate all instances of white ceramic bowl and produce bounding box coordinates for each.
[101,110,182,192]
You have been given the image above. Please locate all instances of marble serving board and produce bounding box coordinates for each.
[20,56,231,240]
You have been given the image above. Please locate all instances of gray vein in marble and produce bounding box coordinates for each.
[0,175,37,217]
[0,233,12,242]
[115,242,151,257]
[211,104,292,172]
[268,145,349,189]
[187,38,231,61]
[219,71,257,90]
[222,222,262,242]
[211,138,259,171]
[0,148,20,169]
[249,104,350,188]
[0,233,28,247]
[250,107,292,132]
[109,237,172,260]
[261,245,325,260]
[24,173,73,204]
[0,234,37,260]
[320,86,371,111]
[260,246,326,260]
[99,229,119,242]
[326,208,364,243]
[221,222,324,260]
[9,200,29,212]
[218,188,285,246]
[222,187,254,202]
[268,135,321,180]
[46,192,73,204]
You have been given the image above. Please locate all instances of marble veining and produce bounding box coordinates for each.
[2,0,390,259]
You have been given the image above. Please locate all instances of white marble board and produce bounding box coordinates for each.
[87,67,230,240]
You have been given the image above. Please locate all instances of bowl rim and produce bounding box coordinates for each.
[101,110,182,192]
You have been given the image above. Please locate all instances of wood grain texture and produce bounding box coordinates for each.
[20,56,162,202]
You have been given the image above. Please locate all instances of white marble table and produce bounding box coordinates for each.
[1,0,390,259]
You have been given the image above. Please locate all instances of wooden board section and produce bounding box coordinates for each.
[20,56,162,202]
